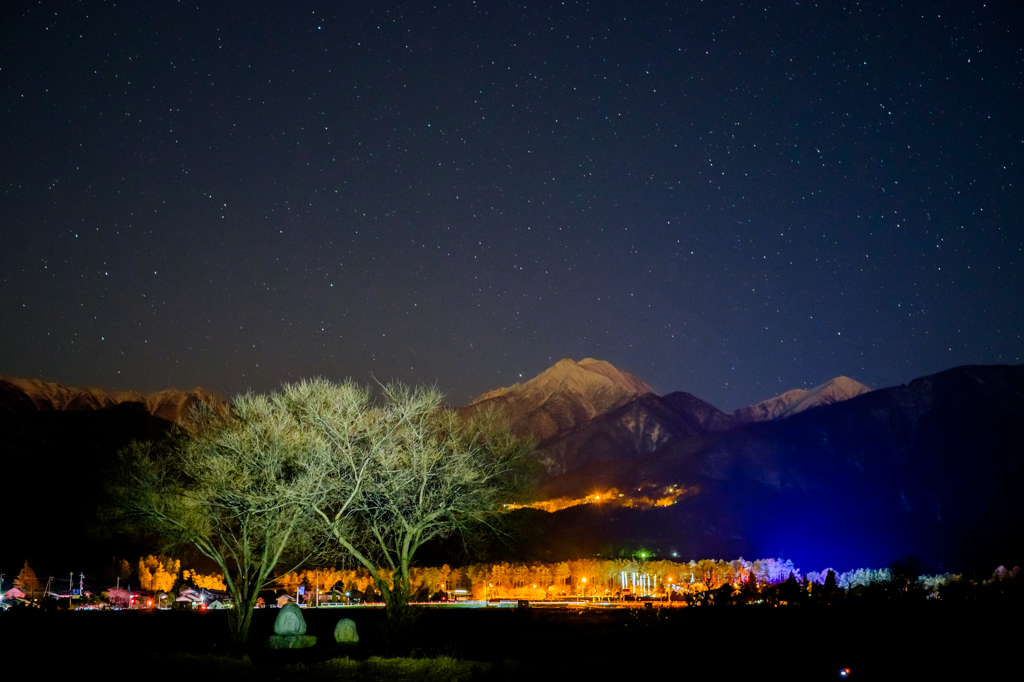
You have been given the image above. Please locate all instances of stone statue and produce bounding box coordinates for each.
[334,618,359,644]
[265,603,317,649]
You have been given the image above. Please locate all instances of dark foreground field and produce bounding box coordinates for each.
[1,604,1016,681]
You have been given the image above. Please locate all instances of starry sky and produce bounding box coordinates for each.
[1,1,1021,411]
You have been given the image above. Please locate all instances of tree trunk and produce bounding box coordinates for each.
[377,574,416,654]
[226,591,258,644]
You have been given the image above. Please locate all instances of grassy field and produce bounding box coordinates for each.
[1,603,1016,680]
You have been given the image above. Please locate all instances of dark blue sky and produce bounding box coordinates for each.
[2,1,1021,410]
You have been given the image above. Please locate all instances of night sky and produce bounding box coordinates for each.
[2,1,1021,411]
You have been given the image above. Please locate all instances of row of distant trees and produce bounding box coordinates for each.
[11,555,1021,609]
[10,556,226,601]
[272,559,1024,604]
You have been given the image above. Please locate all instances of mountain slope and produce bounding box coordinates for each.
[522,364,1024,571]
[464,358,655,443]
[534,391,730,478]
[729,376,872,424]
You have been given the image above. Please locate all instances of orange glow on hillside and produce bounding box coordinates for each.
[507,485,693,513]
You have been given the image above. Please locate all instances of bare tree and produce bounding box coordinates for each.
[105,389,351,643]
[291,380,534,642]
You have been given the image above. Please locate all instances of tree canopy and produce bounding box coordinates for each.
[286,380,534,640]
[107,392,327,642]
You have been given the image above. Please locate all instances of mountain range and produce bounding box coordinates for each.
[476,361,1024,573]
[459,359,872,479]
[0,376,221,422]
[2,359,1021,573]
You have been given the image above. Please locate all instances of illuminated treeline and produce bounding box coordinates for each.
[278,557,807,601]
[108,554,1012,603]
[106,555,227,592]
[454,557,802,599]
[278,559,1018,602]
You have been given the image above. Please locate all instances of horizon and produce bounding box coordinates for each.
[6,354,1005,413]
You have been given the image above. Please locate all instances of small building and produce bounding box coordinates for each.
[174,586,230,609]
[3,587,26,601]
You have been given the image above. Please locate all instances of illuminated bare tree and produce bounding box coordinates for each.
[295,381,534,642]
[106,390,343,643]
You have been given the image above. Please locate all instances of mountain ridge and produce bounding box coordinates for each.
[1,358,868,435]
[730,375,872,424]
[0,376,223,423]
[463,358,656,444]
[466,359,872,478]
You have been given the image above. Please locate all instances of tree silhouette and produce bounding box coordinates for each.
[15,560,40,600]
